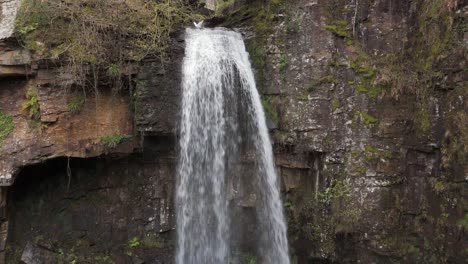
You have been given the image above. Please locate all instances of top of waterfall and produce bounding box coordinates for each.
[193,20,204,29]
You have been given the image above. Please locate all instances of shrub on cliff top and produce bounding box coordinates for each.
[15,0,203,84]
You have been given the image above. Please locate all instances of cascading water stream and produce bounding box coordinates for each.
[176,28,289,264]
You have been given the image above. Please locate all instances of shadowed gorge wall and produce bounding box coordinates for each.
[7,137,177,263]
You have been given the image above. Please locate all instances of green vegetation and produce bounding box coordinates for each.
[305,74,339,95]
[15,0,203,91]
[320,75,339,84]
[57,248,65,259]
[106,64,121,78]
[278,54,289,72]
[22,88,41,120]
[325,20,351,38]
[243,0,285,91]
[360,111,378,127]
[293,177,362,258]
[318,179,351,206]
[128,237,140,249]
[215,0,236,15]
[414,101,431,135]
[350,58,375,80]
[67,96,85,114]
[0,111,15,146]
[325,19,354,45]
[348,54,386,99]
[331,98,340,111]
[102,134,131,148]
[261,98,279,126]
[306,81,318,93]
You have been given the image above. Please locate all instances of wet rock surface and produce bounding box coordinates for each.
[0,0,467,263]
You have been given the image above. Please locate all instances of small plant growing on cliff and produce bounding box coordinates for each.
[325,20,354,45]
[359,111,378,127]
[22,88,41,120]
[0,111,15,145]
[107,64,121,78]
[102,134,131,148]
[318,179,351,206]
[67,97,85,114]
[128,237,140,248]
[278,54,289,72]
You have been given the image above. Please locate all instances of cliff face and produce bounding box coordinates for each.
[0,0,467,263]
[239,0,467,262]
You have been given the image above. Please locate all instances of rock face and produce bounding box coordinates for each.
[0,0,20,40]
[0,53,136,185]
[8,140,177,263]
[1,0,467,263]
[243,0,467,262]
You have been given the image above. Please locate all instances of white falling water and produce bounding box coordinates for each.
[176,28,289,264]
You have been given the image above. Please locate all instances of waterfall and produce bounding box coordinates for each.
[176,28,290,264]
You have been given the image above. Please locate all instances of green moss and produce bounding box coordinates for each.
[356,82,369,93]
[414,101,431,135]
[363,145,392,162]
[101,134,131,148]
[22,88,41,120]
[432,180,447,194]
[325,20,351,38]
[331,98,340,111]
[360,112,378,127]
[350,59,375,80]
[364,145,379,161]
[367,85,383,98]
[0,111,15,146]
